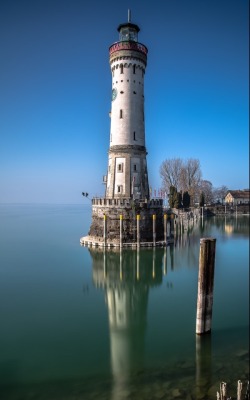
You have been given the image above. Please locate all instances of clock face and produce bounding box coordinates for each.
[112,88,117,101]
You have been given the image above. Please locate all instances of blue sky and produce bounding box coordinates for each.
[0,0,249,204]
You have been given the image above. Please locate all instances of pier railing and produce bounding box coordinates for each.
[92,197,163,208]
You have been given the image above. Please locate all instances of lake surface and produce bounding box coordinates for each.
[0,204,249,399]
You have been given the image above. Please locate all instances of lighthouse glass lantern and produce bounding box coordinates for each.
[118,23,139,42]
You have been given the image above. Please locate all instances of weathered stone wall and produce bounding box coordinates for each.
[88,201,166,243]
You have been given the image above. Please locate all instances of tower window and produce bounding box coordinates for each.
[117,163,123,173]
[133,131,136,141]
[117,185,123,193]
[133,91,136,94]
[133,65,136,74]
[134,164,137,171]
[120,64,123,74]
[120,109,123,118]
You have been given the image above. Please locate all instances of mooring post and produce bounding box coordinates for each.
[196,238,216,334]
[152,214,156,246]
[120,214,123,248]
[103,214,107,247]
[164,214,167,244]
[137,214,140,247]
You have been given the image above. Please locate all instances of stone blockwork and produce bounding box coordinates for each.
[88,199,166,244]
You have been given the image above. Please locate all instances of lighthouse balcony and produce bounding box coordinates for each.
[109,41,148,56]
[92,197,163,208]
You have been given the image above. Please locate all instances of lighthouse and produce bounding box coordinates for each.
[106,12,149,200]
[80,13,168,248]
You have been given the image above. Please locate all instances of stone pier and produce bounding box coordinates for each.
[80,197,175,248]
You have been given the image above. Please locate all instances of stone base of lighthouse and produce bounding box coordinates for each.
[80,198,174,248]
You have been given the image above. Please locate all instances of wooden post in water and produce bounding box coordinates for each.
[164,214,167,244]
[137,214,140,247]
[103,214,107,247]
[120,214,123,248]
[196,238,216,335]
[152,214,156,246]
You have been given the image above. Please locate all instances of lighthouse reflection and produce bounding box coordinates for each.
[89,248,165,399]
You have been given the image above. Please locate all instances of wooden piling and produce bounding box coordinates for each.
[152,214,156,246]
[137,214,140,247]
[196,238,216,335]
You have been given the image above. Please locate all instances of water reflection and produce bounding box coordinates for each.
[86,215,249,399]
[89,248,165,399]
[196,335,212,398]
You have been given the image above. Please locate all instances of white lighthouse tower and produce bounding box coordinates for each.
[106,11,149,200]
[81,13,167,247]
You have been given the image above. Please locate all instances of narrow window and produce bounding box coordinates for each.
[117,185,123,193]
[134,164,137,171]
[133,131,136,140]
[120,64,123,74]
[117,163,123,172]
[120,109,123,118]
[133,65,136,74]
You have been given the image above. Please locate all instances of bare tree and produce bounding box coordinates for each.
[213,185,228,204]
[160,158,183,193]
[180,158,202,204]
[199,180,214,204]
[160,158,202,204]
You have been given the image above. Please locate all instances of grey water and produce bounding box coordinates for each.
[0,204,249,399]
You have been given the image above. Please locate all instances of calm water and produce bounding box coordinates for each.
[0,204,249,399]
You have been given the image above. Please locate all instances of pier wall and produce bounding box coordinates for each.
[88,198,166,243]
